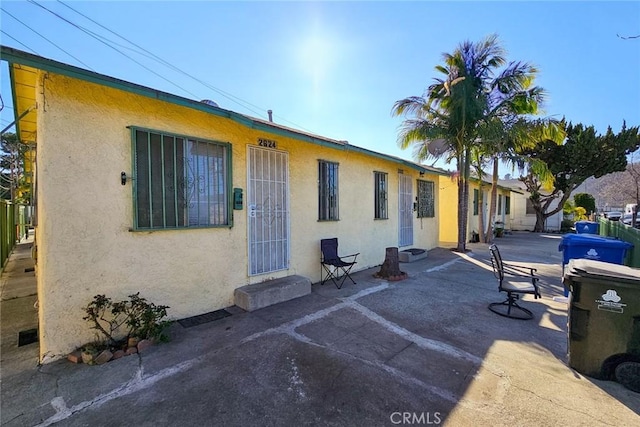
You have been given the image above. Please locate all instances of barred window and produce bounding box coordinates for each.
[374,172,388,219]
[132,127,231,230]
[318,160,339,221]
[417,180,435,218]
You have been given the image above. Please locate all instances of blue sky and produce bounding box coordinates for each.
[1,1,639,175]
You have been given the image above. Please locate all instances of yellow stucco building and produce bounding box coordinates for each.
[438,177,513,245]
[3,46,452,362]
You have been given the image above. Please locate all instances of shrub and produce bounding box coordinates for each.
[83,293,171,345]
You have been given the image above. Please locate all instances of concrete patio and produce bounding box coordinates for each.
[1,232,638,426]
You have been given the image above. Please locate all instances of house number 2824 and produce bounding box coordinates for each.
[258,138,277,148]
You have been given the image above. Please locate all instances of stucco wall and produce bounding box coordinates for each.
[509,192,563,231]
[438,178,511,245]
[35,72,441,360]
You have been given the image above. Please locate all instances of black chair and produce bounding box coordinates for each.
[320,238,359,289]
[488,244,541,320]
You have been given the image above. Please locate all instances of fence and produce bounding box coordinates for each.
[0,200,29,271]
[598,218,640,268]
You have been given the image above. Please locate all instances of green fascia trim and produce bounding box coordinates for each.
[8,65,22,139]
[1,45,446,177]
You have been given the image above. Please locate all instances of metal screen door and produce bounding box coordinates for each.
[398,173,413,247]
[248,146,290,275]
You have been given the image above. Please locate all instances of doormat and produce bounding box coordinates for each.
[18,328,38,346]
[177,309,232,328]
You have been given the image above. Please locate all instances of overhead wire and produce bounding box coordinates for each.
[4,0,316,133]
[1,7,95,70]
[54,0,313,131]
[0,30,41,55]
[54,0,277,121]
[26,0,201,100]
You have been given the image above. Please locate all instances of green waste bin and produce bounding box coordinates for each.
[563,259,640,388]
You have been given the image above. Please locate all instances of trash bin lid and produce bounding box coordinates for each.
[567,259,640,283]
[559,234,634,249]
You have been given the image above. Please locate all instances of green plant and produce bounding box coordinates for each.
[83,293,171,344]
[80,340,108,365]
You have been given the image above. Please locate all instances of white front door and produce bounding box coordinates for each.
[247,146,290,275]
[399,173,413,247]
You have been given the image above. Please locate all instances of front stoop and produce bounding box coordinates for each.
[398,248,428,263]
[234,275,311,312]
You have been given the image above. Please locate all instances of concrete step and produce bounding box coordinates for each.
[234,275,311,312]
[399,248,428,263]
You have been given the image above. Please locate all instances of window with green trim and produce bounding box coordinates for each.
[132,127,231,230]
[318,160,339,221]
[505,196,511,215]
[498,195,503,215]
[374,172,388,219]
[417,180,435,218]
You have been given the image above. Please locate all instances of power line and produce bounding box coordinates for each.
[0,29,41,55]
[55,0,269,119]
[1,7,95,70]
[26,0,201,100]
[54,0,313,131]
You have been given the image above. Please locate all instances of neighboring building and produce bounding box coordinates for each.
[439,176,512,245]
[2,46,448,362]
[499,179,563,232]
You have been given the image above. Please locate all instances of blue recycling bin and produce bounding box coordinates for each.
[575,221,600,234]
[559,234,634,296]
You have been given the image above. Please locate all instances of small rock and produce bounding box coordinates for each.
[112,350,125,360]
[137,339,153,352]
[127,337,139,348]
[94,350,113,365]
[67,351,83,364]
[125,346,138,356]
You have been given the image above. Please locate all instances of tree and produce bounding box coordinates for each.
[520,122,640,231]
[482,118,564,242]
[393,34,542,251]
[573,193,596,216]
[0,132,31,203]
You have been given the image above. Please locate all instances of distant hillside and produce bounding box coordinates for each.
[572,162,638,212]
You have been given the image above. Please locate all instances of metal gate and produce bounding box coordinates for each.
[398,173,413,247]
[247,146,290,275]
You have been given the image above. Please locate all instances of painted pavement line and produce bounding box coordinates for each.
[36,359,198,427]
[36,270,502,425]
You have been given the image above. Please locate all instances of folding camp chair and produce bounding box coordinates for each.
[488,244,541,320]
[320,238,359,289]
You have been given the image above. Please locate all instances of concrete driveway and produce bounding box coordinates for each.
[1,232,639,426]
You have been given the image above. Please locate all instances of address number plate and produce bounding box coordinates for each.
[258,138,277,148]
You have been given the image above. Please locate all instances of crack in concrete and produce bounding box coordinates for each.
[35,359,196,427]
[29,276,513,426]
[508,382,621,426]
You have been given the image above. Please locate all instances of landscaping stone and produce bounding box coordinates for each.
[137,339,153,352]
[67,351,83,364]
[94,350,113,365]
[112,350,125,360]
[125,347,138,356]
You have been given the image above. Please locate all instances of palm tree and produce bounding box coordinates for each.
[480,116,565,242]
[393,34,537,252]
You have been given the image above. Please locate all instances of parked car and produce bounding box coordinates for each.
[605,211,623,221]
[622,213,640,228]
